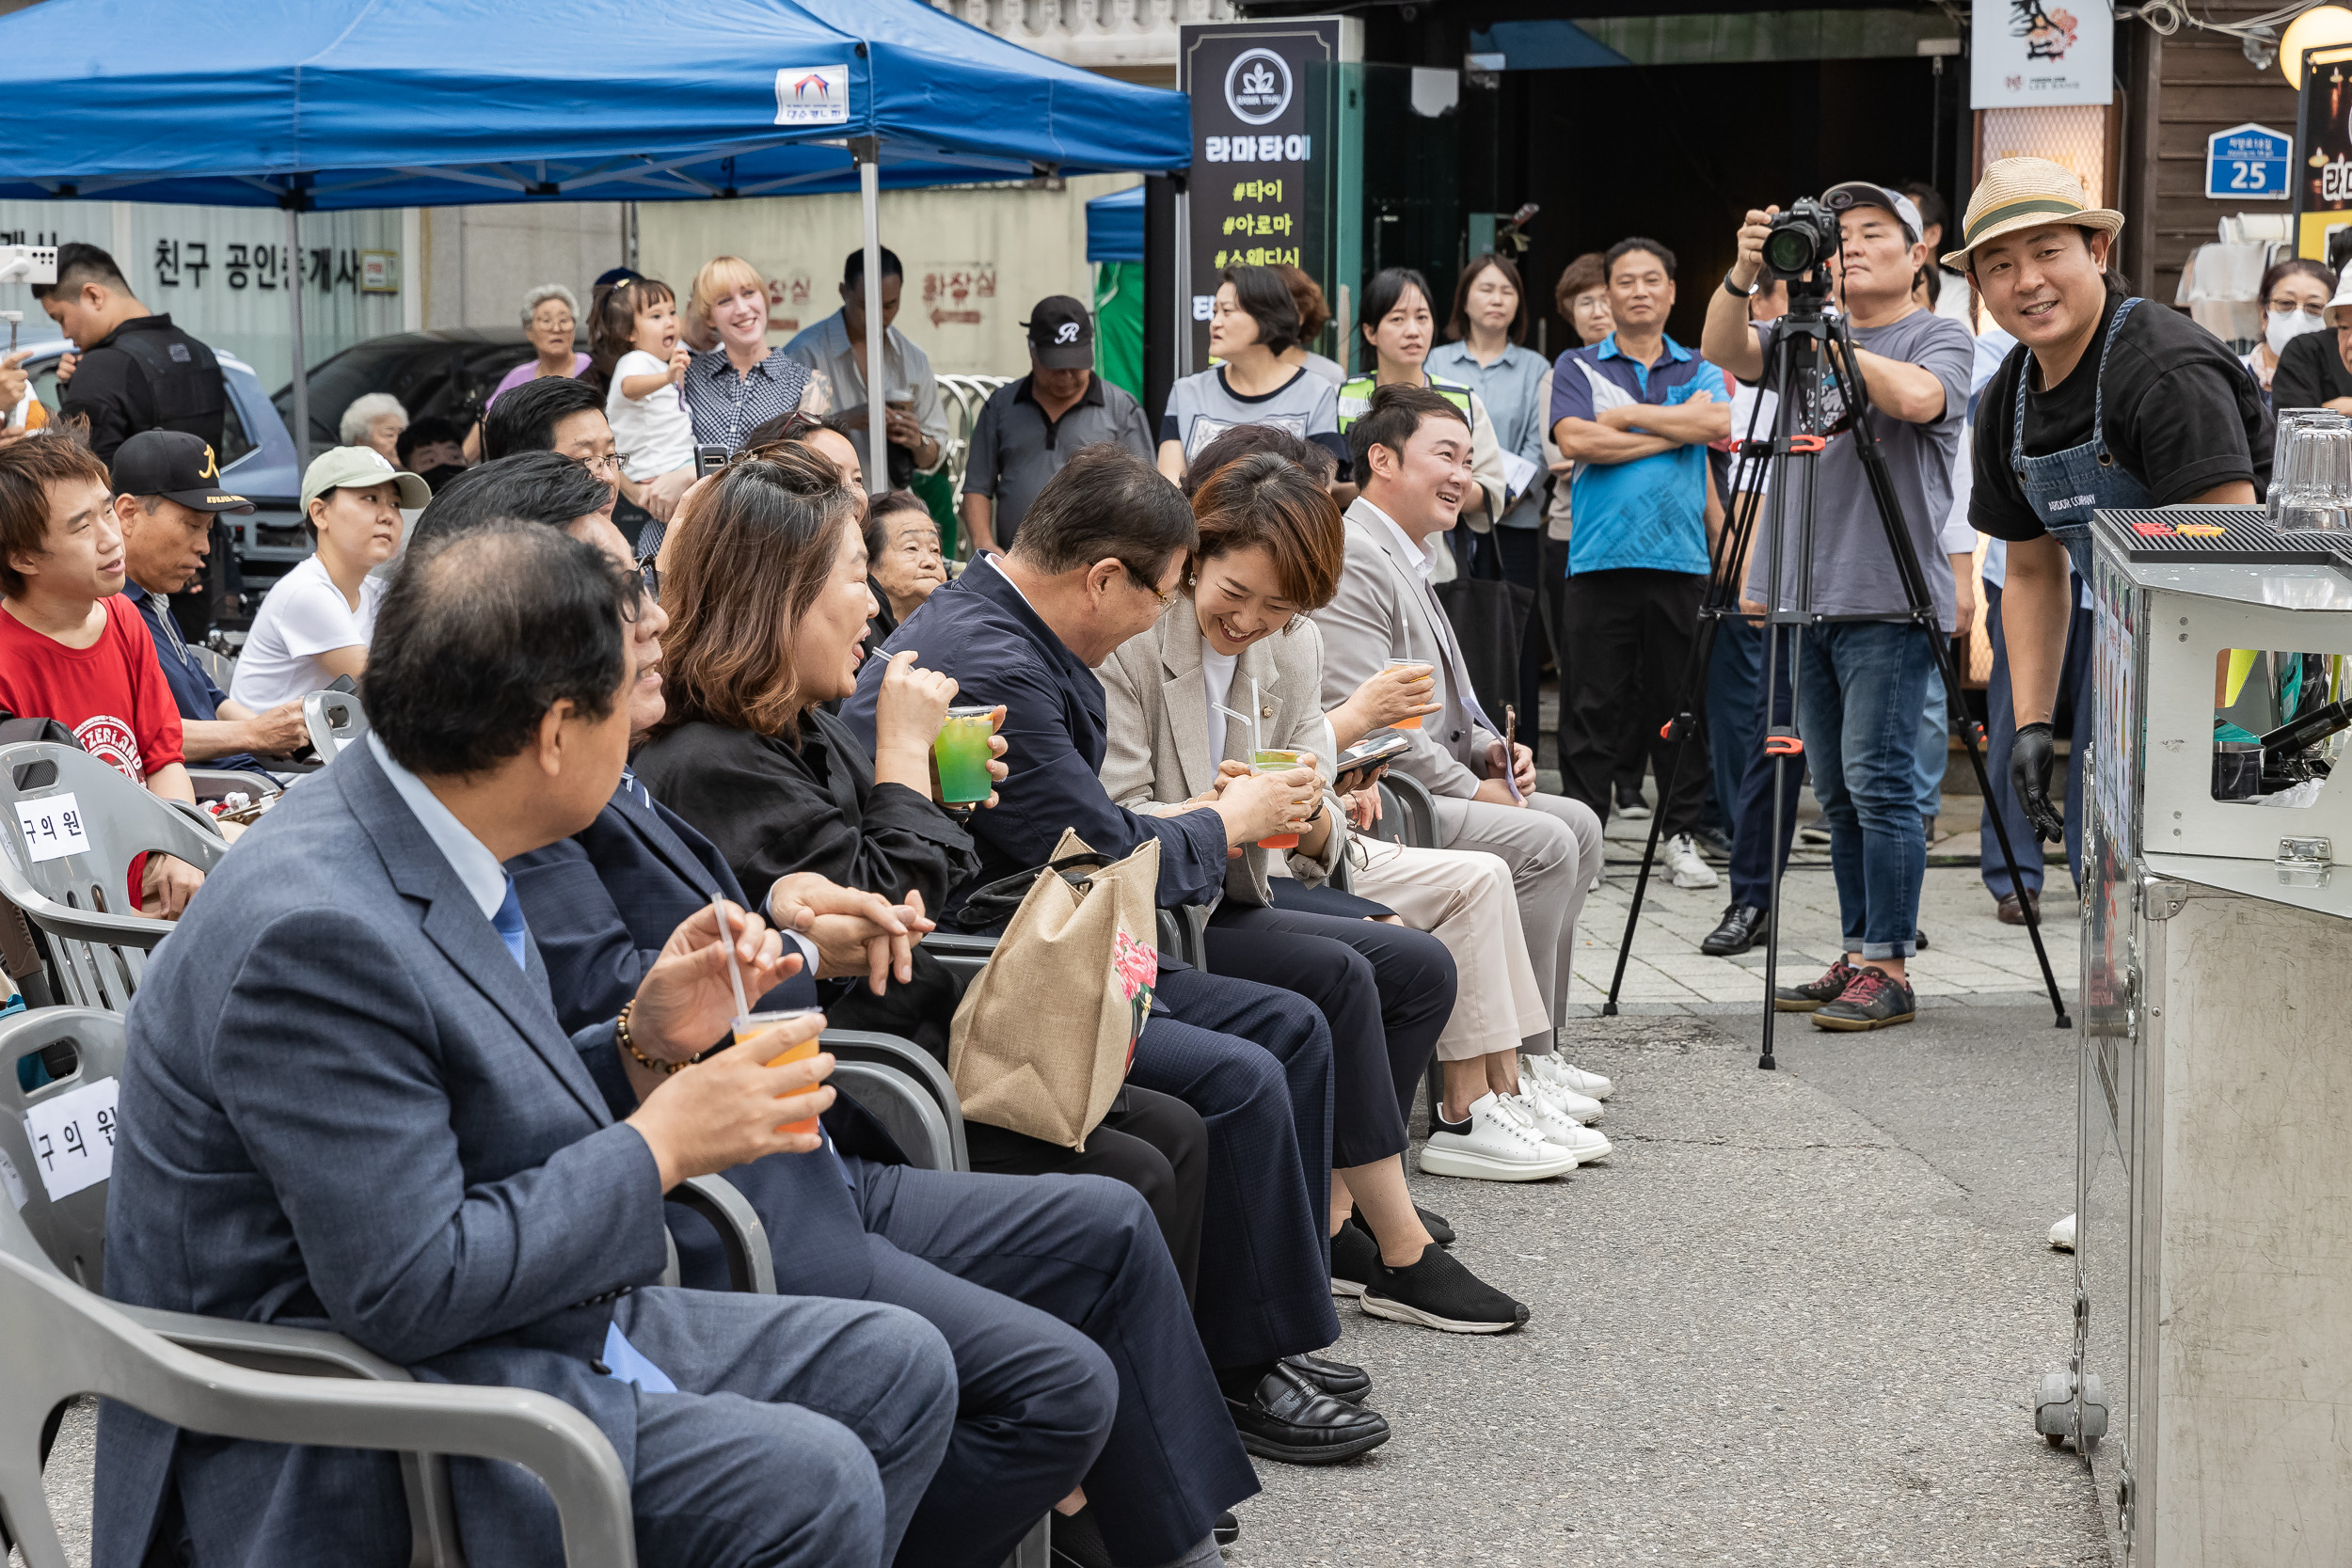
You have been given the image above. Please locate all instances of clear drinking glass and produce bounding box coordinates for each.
[2273,410,2352,532]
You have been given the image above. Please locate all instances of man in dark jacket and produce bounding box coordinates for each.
[844,445,1393,1470]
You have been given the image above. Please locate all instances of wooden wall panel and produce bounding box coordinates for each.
[2143,3,2300,307]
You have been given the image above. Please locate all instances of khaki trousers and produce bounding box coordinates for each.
[1431,790,1606,1046]
[1346,840,1550,1062]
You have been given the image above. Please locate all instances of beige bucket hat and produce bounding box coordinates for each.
[1942,156,2124,272]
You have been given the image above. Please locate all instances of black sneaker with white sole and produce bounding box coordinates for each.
[1329,1219,1375,1298]
[1359,1243,1529,1334]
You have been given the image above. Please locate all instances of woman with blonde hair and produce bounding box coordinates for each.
[679,254,816,455]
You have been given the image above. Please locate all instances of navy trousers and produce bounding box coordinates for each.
[853,1166,1256,1568]
[1140,964,1341,1370]
[1725,625,1804,911]
[1980,580,2090,896]
[1204,902,1456,1167]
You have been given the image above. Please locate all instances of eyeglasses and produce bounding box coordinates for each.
[1121,561,1176,608]
[574,451,629,481]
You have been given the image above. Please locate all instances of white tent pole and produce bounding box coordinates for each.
[286,205,309,469]
[855,139,885,498]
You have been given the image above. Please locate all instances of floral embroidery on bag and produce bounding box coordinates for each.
[1112,927,1158,1069]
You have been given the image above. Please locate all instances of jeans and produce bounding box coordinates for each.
[1724,624,1803,911]
[1796,621,1933,961]
[1708,617,1762,843]
[1979,580,2089,897]
[1915,673,1947,822]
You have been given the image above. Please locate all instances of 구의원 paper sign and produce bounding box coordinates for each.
[22,1075,119,1202]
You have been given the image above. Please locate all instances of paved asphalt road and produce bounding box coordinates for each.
[1232,1004,2113,1568]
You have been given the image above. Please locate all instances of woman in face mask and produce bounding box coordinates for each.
[2245,257,2334,404]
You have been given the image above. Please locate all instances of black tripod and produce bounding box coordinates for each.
[1597,273,2071,1067]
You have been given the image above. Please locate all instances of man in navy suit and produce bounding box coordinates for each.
[101,522,961,1568]
[844,445,1391,1465]
[499,490,1256,1568]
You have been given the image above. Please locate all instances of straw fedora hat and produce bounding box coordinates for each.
[1942,156,2123,272]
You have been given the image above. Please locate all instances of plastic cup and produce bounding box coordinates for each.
[933,705,996,805]
[1384,658,1435,730]
[1252,747,1304,850]
[741,1007,827,1137]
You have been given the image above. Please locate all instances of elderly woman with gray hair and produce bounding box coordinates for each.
[339,392,407,465]
[486,283,589,406]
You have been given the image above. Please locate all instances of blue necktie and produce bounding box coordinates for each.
[492,875,530,970]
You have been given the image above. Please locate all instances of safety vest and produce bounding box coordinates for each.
[1336,372,1474,433]
[104,321,228,450]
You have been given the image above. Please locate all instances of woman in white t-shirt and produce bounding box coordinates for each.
[596,277,699,523]
[230,447,425,712]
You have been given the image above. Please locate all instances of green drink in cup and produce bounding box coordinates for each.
[934,705,997,805]
[1252,747,1304,849]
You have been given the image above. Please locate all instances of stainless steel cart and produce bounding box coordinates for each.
[2056,505,2352,1563]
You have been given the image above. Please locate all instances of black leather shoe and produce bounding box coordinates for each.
[1226,1363,1391,1464]
[1280,1350,1372,1404]
[1700,902,1769,957]
[1214,1511,1240,1546]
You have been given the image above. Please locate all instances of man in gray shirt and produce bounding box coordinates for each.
[1699,182,1973,1034]
[961,297,1153,554]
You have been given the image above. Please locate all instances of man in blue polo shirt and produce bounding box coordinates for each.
[1549,237,1729,891]
[111,431,309,774]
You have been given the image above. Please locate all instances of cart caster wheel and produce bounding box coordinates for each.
[2046,1432,2065,1448]
[2081,1433,2099,1452]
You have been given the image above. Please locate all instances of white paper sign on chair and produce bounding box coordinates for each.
[14,790,89,864]
[22,1075,119,1201]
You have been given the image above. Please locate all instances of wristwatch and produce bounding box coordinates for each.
[1722,271,1757,300]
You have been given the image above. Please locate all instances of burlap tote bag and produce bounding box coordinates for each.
[947,831,1160,1149]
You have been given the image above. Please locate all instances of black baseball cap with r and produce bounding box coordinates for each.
[1024,296,1095,370]
[109,430,254,514]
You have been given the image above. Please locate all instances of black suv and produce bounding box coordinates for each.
[272,326,591,451]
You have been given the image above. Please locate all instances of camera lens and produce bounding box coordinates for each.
[1762,226,1818,277]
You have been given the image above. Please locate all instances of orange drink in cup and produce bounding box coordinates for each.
[1252,748,1305,850]
[1384,658,1434,730]
[741,1007,827,1137]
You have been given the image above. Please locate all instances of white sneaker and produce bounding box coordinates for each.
[1664,832,1720,889]
[1418,1092,1581,1181]
[1518,1069,1603,1125]
[1507,1089,1613,1164]
[1524,1051,1613,1101]
[2049,1212,2076,1252]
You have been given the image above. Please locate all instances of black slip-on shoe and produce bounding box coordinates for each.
[1214,1511,1240,1546]
[1775,958,1860,1012]
[1049,1505,1113,1568]
[1329,1218,1375,1299]
[1224,1363,1391,1465]
[1280,1350,1371,1404]
[1414,1204,1455,1246]
[1359,1243,1530,1334]
[1700,902,1769,957]
[1810,965,1917,1031]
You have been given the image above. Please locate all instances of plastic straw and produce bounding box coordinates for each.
[1250,680,1263,756]
[712,891,751,1022]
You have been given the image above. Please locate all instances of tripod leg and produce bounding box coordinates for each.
[1930,624,2074,1027]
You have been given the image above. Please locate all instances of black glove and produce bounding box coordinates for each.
[2010,721,2064,845]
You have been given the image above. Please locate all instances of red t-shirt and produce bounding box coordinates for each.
[0,593,187,911]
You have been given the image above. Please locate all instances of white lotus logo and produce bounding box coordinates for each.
[1224,48,1293,125]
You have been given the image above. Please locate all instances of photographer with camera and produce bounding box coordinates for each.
[1700,182,1973,1031]
[1951,158,2270,845]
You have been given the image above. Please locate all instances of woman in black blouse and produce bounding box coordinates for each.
[634,446,1210,1295]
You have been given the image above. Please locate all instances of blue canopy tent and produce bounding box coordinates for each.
[0,0,1191,483]
[1085,185,1145,264]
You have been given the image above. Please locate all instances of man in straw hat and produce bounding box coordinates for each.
[1952,155,2270,842]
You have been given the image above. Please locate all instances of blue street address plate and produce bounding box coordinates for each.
[2206,122,2291,201]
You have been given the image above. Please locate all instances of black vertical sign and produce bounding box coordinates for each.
[1179,19,1343,374]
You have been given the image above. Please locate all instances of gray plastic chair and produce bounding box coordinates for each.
[0,1007,771,1568]
[186,766,278,804]
[0,740,228,1011]
[303,689,370,757]
[1376,771,1440,850]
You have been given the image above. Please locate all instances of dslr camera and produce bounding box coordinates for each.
[1760,198,1838,282]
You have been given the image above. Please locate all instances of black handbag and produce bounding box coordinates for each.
[1434,539,1534,726]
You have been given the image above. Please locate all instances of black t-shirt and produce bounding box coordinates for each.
[1972,288,2270,542]
[2270,327,2352,414]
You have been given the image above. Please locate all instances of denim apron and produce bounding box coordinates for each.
[2010,295,2153,583]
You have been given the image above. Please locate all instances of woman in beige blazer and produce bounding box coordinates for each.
[1099,453,1532,1335]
